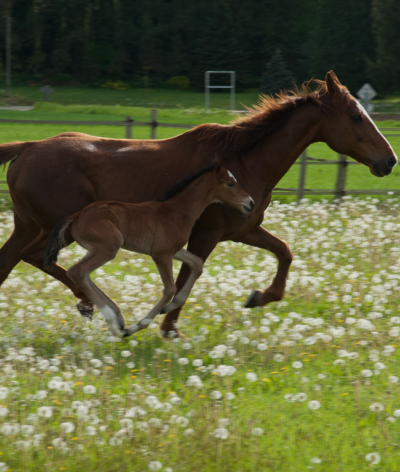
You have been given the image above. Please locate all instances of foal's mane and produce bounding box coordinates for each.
[157,162,215,202]
[195,79,351,157]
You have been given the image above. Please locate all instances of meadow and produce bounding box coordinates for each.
[0,197,398,471]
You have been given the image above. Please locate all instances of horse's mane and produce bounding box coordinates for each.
[194,78,351,157]
[157,162,215,202]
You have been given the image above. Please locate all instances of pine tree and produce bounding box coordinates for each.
[259,49,295,95]
[367,0,400,94]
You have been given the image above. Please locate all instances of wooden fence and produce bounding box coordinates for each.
[0,110,398,201]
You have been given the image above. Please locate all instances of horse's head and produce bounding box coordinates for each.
[320,71,397,177]
[212,158,254,214]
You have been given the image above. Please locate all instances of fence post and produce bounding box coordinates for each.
[125,116,133,139]
[151,109,158,139]
[335,154,347,200]
[297,151,307,204]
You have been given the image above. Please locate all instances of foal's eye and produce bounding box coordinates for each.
[227,183,235,188]
[351,114,362,122]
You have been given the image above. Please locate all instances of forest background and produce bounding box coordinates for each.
[0,0,398,96]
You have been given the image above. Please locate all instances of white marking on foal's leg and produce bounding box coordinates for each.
[98,305,122,335]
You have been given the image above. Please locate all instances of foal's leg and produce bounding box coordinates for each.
[20,229,95,319]
[122,256,175,338]
[160,249,203,315]
[67,249,126,335]
[234,225,293,307]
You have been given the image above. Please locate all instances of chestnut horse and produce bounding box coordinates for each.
[0,72,396,336]
[44,160,253,336]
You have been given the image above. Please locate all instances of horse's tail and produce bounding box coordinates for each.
[44,218,74,269]
[0,141,30,167]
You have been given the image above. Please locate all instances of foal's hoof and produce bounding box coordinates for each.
[244,290,263,308]
[122,325,140,338]
[76,301,94,321]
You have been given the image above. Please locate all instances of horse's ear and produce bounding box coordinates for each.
[325,71,341,96]
[214,155,222,172]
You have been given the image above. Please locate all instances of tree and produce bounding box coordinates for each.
[367,0,400,94]
[259,49,295,95]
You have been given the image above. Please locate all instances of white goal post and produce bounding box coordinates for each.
[205,71,235,111]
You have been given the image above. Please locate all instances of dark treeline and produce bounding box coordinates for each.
[0,0,398,94]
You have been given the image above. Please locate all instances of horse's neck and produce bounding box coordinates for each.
[165,175,215,225]
[244,104,322,196]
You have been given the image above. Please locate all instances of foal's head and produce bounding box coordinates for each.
[211,159,255,214]
[320,71,397,177]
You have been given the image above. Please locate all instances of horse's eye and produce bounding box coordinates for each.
[227,183,234,188]
[352,114,362,122]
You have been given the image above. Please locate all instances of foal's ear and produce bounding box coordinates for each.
[213,155,222,172]
[325,71,341,96]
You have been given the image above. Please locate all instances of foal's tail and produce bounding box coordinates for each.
[44,218,74,269]
[0,141,30,168]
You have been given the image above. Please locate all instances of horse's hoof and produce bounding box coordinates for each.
[160,307,166,315]
[244,290,263,308]
[76,301,94,321]
[122,325,140,338]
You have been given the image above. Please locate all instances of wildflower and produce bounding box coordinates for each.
[210,391,222,400]
[148,461,163,471]
[361,370,373,377]
[83,385,97,394]
[333,359,345,366]
[0,407,10,418]
[308,400,321,410]
[317,373,327,380]
[225,392,235,400]
[393,410,400,417]
[369,403,384,412]
[186,375,203,388]
[90,359,102,368]
[0,387,9,399]
[0,464,7,472]
[365,453,381,465]
[121,350,131,357]
[75,369,86,377]
[388,376,399,383]
[295,393,308,402]
[292,361,303,369]
[251,427,264,436]
[246,372,257,382]
[218,418,230,427]
[21,424,34,436]
[274,354,285,362]
[177,358,189,366]
[192,359,203,367]
[86,426,96,435]
[37,406,52,418]
[60,422,75,433]
[284,394,295,402]
[145,396,163,409]
[183,428,194,436]
[311,457,322,464]
[214,427,229,439]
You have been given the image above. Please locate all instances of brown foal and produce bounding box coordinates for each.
[44,160,254,337]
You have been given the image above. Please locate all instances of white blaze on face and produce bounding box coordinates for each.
[227,170,238,182]
[358,102,394,151]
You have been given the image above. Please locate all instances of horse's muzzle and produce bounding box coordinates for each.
[371,155,398,177]
[243,198,255,214]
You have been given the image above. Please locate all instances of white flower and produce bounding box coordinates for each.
[21,424,34,436]
[183,428,194,436]
[295,393,308,402]
[178,358,189,366]
[148,461,163,471]
[393,409,400,417]
[186,375,203,388]
[0,463,7,472]
[225,392,235,400]
[121,350,131,357]
[37,406,52,418]
[274,354,285,362]
[317,373,326,380]
[75,369,86,377]
[333,359,345,366]
[85,426,96,435]
[361,370,373,378]
[369,403,384,412]
[210,391,222,400]
[192,359,203,367]
[60,422,75,433]
[257,343,268,351]
[214,427,229,439]
[311,457,322,464]
[308,400,321,410]
[292,361,303,369]
[83,385,97,394]
[246,372,257,382]
[388,376,399,383]
[90,359,102,368]
[169,396,181,404]
[365,453,381,465]
[251,427,264,436]
[146,396,163,409]
[284,394,295,402]
[0,387,9,399]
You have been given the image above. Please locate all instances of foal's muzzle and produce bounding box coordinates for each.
[243,197,255,214]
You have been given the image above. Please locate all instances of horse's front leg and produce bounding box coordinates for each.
[234,225,293,308]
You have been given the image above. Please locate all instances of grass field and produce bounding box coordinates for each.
[0,103,399,200]
[0,198,399,470]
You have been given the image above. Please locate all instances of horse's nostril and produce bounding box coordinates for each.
[250,200,255,210]
[388,156,397,169]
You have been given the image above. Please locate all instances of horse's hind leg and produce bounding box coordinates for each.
[0,215,40,286]
[160,249,203,315]
[20,229,95,318]
[123,256,175,337]
[67,248,126,335]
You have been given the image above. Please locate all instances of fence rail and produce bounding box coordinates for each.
[0,110,398,201]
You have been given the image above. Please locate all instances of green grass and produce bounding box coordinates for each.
[0,198,399,470]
